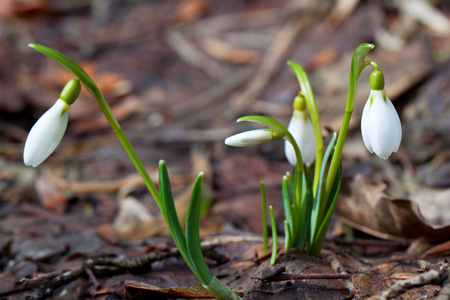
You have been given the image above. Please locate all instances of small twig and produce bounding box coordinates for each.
[82,263,101,290]
[437,275,450,300]
[19,271,60,288]
[328,237,410,248]
[24,243,226,300]
[253,272,354,283]
[165,28,231,79]
[322,249,348,274]
[377,269,448,300]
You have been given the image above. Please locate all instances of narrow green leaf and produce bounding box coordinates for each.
[159,160,198,277]
[294,165,312,250]
[185,172,213,285]
[308,162,342,257]
[269,206,278,265]
[282,176,293,249]
[287,61,324,190]
[309,133,337,246]
[260,181,268,254]
[284,220,291,251]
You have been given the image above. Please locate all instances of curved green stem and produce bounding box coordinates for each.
[324,43,375,201]
[29,43,161,210]
[287,61,323,193]
[284,130,303,192]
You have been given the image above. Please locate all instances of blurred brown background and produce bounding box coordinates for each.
[0,0,449,298]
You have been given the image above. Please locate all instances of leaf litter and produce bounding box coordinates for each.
[0,0,450,299]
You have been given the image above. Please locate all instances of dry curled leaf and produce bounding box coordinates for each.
[203,38,261,64]
[335,174,450,241]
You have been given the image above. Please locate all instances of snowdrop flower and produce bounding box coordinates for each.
[24,79,81,167]
[285,95,316,166]
[225,129,275,147]
[361,70,401,160]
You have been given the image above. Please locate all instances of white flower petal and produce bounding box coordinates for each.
[224,129,273,147]
[285,110,316,166]
[24,99,70,167]
[386,96,402,152]
[360,90,402,160]
[361,97,373,153]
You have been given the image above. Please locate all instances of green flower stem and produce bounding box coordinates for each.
[29,43,161,210]
[235,115,303,247]
[260,181,268,254]
[283,130,303,246]
[324,43,374,202]
[287,61,323,192]
[269,206,278,265]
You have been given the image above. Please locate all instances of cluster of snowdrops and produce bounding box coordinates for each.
[23,43,401,300]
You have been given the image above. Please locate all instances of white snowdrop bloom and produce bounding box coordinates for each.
[225,129,274,147]
[285,110,316,165]
[23,99,70,167]
[361,90,402,160]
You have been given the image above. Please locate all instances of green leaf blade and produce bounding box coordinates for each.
[185,172,213,285]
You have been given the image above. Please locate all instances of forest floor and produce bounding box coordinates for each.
[0,0,449,299]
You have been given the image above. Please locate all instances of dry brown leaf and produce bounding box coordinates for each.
[35,173,68,214]
[113,197,155,238]
[0,0,45,18]
[353,263,439,299]
[70,95,141,134]
[124,280,214,298]
[115,146,212,240]
[335,174,450,241]
[171,0,210,25]
[96,223,119,245]
[203,37,261,64]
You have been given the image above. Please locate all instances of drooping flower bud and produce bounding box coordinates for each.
[225,129,275,147]
[285,94,316,165]
[361,70,401,159]
[23,79,81,167]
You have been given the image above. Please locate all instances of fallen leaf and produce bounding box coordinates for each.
[171,0,210,25]
[35,173,68,214]
[353,263,439,299]
[113,196,155,238]
[70,95,141,134]
[124,281,213,299]
[335,174,450,241]
[115,146,213,240]
[0,0,45,19]
[96,223,119,245]
[203,37,261,64]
